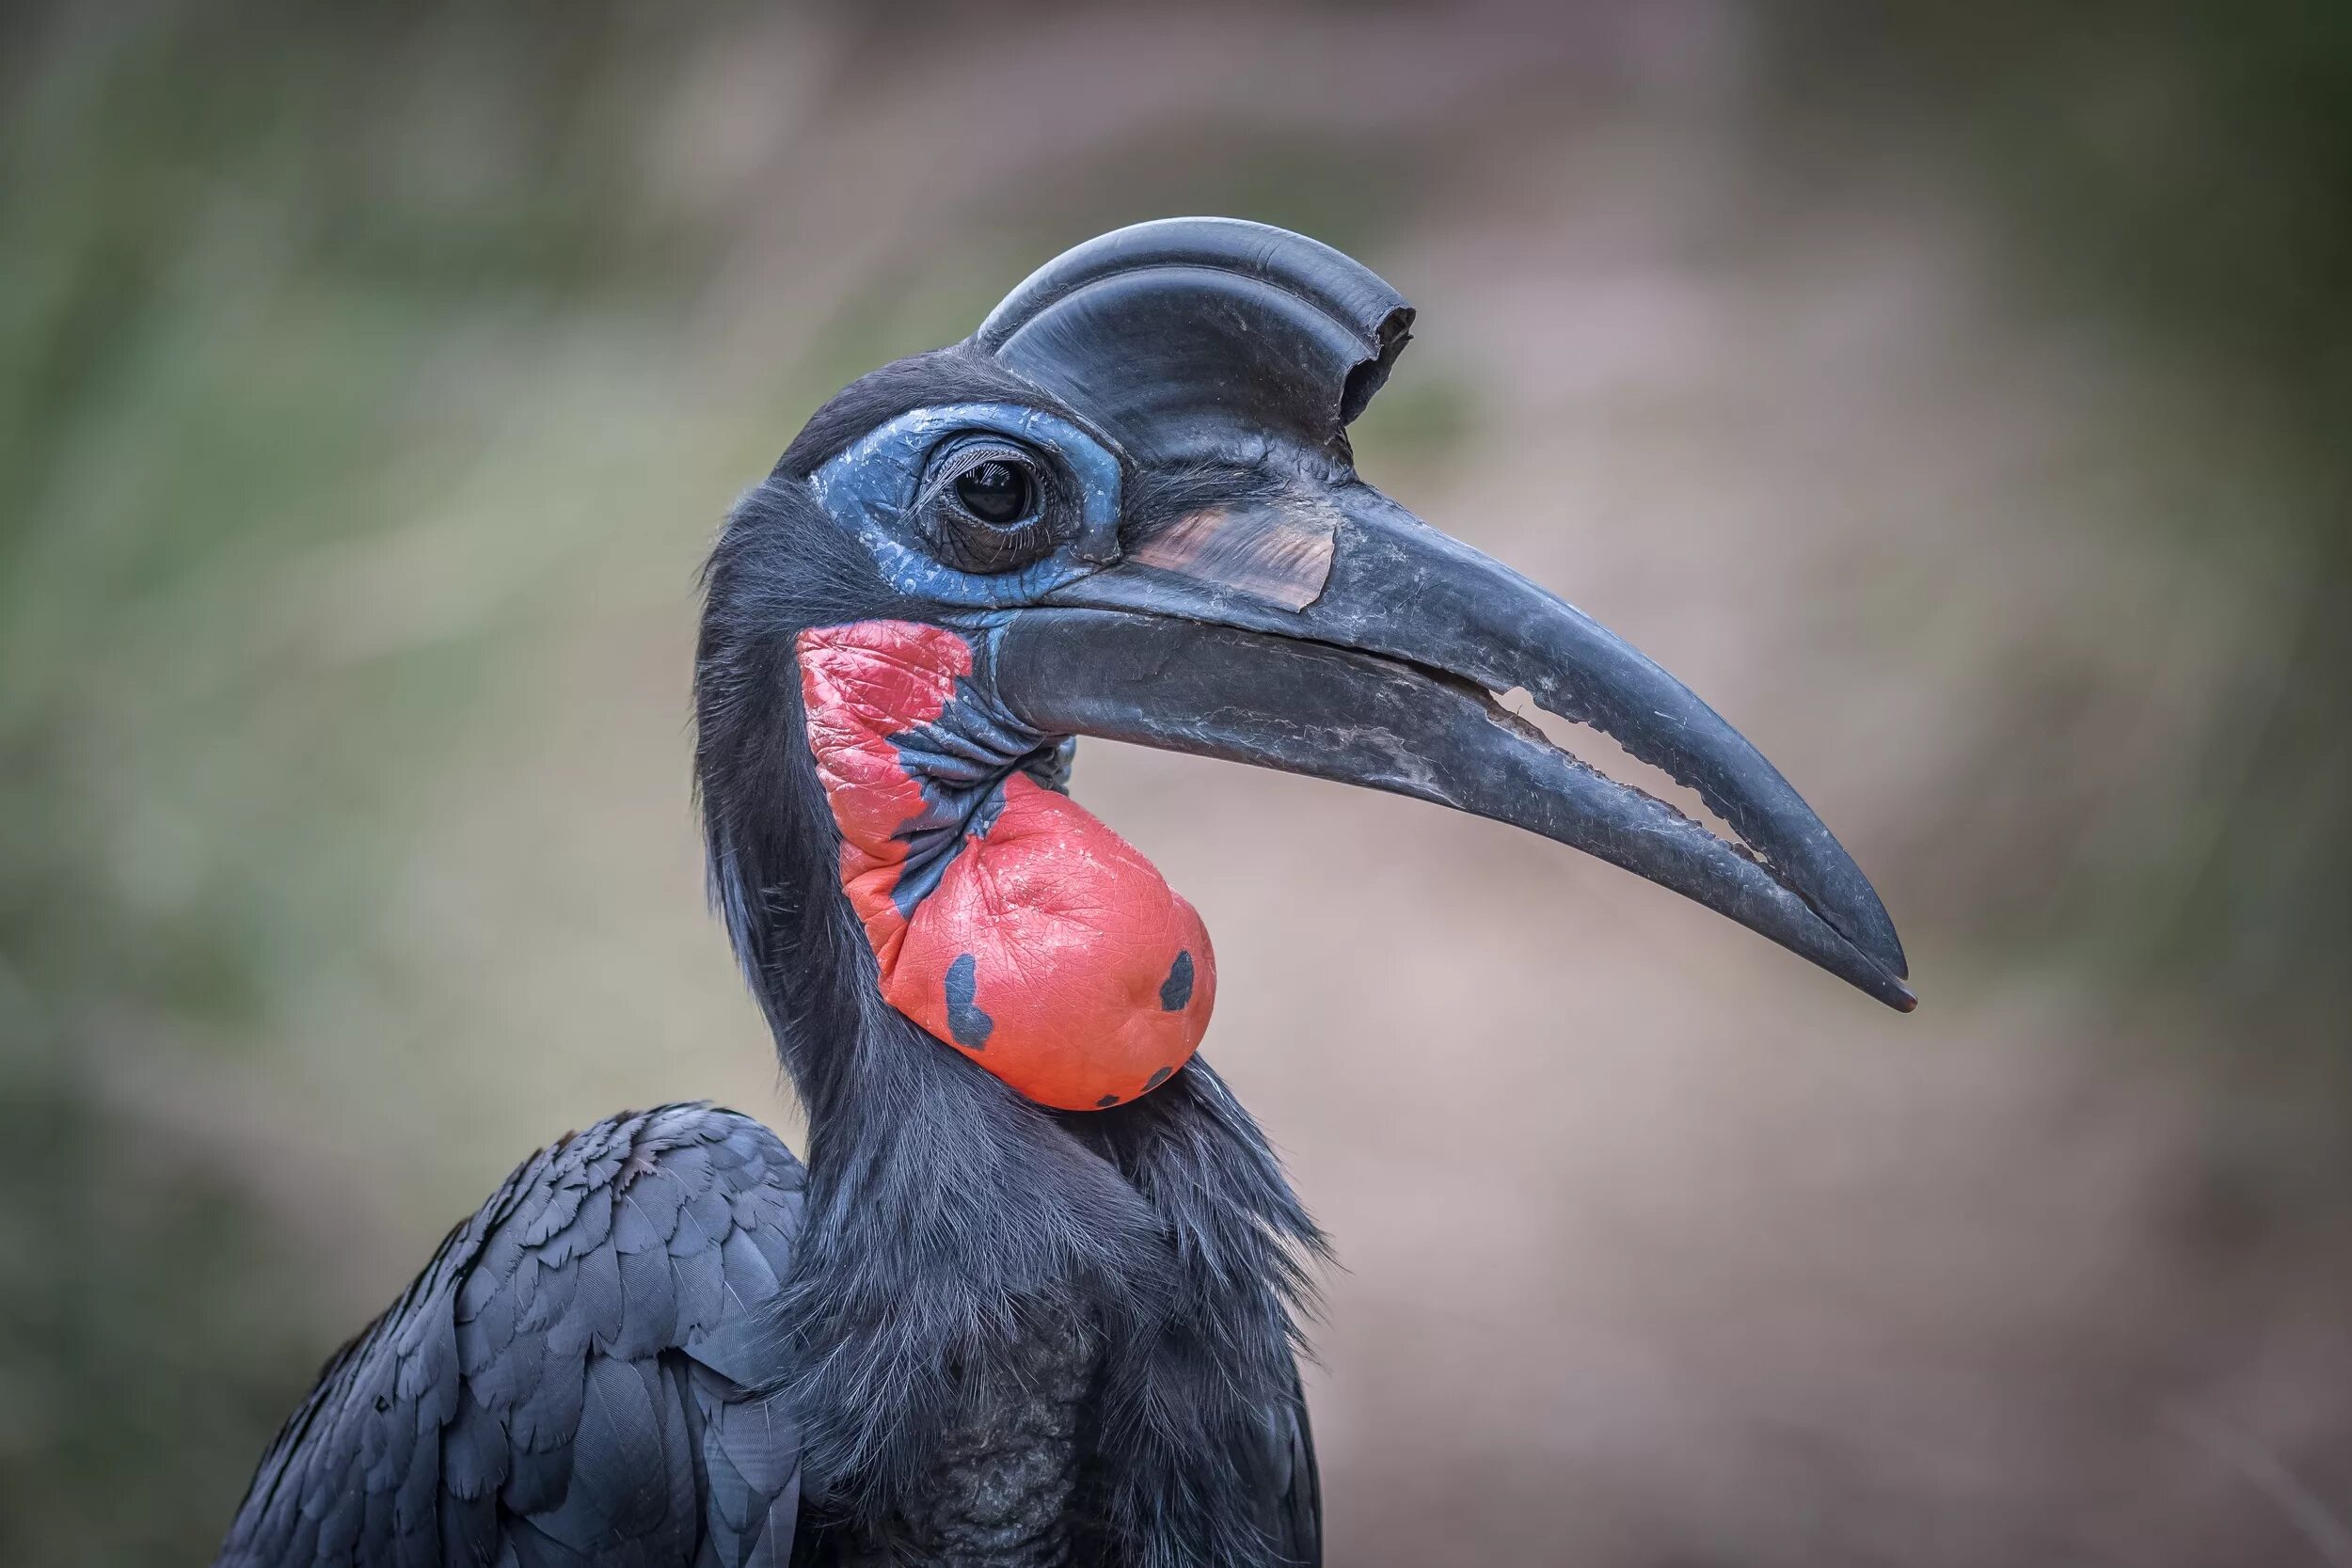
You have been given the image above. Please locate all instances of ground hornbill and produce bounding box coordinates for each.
[217,218,1912,1568]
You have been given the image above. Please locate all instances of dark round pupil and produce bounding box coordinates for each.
[955,459,1032,525]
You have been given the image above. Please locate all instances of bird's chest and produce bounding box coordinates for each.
[834,1324,1105,1568]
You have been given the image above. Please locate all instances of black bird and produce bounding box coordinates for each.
[217,218,1911,1568]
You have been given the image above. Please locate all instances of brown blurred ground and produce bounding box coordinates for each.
[5,4,2349,1564]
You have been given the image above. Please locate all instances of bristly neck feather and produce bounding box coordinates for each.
[695,470,1327,1565]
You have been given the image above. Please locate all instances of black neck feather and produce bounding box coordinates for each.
[695,466,1326,1565]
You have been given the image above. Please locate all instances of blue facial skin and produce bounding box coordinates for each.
[807,402,1125,612]
[806,400,1106,911]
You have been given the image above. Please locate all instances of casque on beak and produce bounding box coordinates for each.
[971,217,1913,1012]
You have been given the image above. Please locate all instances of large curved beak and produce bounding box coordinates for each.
[991,479,1915,1011]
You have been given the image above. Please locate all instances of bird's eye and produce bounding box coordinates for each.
[954,459,1034,526]
[922,441,1060,574]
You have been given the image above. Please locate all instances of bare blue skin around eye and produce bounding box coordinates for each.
[807,402,1125,609]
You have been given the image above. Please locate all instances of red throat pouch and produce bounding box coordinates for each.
[796,621,1215,1110]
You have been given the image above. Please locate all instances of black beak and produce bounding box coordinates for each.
[992,480,1912,1011]
[977,218,1912,1011]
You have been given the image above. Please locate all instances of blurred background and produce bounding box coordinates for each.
[6,2,2349,1563]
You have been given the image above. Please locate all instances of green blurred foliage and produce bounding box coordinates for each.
[0,8,735,1561]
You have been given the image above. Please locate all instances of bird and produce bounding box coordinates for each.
[215,217,1911,1568]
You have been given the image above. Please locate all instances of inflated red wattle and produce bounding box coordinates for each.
[797,621,1214,1110]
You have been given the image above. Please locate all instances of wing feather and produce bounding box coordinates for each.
[215,1103,805,1568]
[1262,1370,1324,1568]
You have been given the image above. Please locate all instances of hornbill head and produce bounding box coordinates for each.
[705,217,1911,1115]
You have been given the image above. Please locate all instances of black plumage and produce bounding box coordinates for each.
[216,1105,805,1568]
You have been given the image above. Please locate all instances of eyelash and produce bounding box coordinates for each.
[918,442,1062,574]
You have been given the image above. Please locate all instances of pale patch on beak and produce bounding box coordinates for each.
[1129,494,1341,612]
